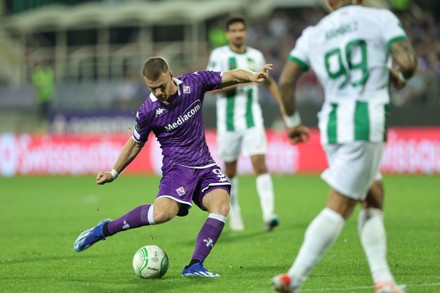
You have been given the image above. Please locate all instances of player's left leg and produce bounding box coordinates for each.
[250,154,278,230]
[182,187,229,277]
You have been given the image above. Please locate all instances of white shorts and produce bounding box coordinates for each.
[217,126,267,162]
[321,141,385,200]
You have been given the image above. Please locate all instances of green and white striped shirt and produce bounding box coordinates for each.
[289,5,407,144]
[207,45,265,132]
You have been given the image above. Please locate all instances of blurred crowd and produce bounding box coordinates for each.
[2,1,439,134]
[238,5,440,107]
[394,8,440,106]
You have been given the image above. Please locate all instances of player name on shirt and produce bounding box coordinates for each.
[325,21,358,40]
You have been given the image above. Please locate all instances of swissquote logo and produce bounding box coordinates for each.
[164,102,201,132]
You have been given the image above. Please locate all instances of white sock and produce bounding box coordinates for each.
[228,177,240,212]
[288,208,345,287]
[256,173,275,222]
[147,204,155,225]
[358,208,395,283]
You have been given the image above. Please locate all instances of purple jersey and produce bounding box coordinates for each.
[132,70,222,173]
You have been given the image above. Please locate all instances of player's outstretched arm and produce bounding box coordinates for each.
[221,64,272,88]
[96,137,144,185]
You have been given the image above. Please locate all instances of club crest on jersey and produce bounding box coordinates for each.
[183,85,191,94]
[155,108,166,117]
[176,186,186,196]
[248,60,256,71]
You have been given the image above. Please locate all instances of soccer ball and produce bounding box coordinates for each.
[132,245,169,279]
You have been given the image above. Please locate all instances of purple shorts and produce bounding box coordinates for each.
[157,164,231,216]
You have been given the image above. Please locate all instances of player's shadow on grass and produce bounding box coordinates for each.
[68,277,218,292]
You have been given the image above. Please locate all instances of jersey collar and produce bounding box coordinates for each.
[228,45,247,54]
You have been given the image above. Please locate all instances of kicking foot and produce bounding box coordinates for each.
[74,219,111,252]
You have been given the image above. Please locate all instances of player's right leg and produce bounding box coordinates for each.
[359,178,405,292]
[74,199,179,252]
[225,161,244,231]
[75,166,198,252]
[74,218,112,252]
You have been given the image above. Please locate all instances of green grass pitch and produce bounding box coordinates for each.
[1,174,439,292]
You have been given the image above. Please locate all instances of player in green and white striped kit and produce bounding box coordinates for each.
[272,0,417,292]
[207,16,281,232]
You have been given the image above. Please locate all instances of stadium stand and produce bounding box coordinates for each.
[0,0,439,133]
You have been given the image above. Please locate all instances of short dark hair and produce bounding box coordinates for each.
[225,16,247,31]
[143,56,170,80]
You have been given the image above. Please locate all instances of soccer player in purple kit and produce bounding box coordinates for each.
[74,56,273,277]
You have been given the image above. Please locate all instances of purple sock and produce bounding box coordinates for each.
[191,214,225,263]
[107,204,152,236]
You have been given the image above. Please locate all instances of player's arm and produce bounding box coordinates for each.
[206,51,242,95]
[96,137,144,185]
[221,64,272,88]
[212,71,276,96]
[279,61,304,116]
[389,39,418,88]
[263,76,282,106]
[278,60,310,144]
[210,83,247,95]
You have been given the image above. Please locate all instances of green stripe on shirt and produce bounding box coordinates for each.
[245,88,255,128]
[226,56,237,131]
[354,100,370,141]
[226,96,235,131]
[327,103,338,144]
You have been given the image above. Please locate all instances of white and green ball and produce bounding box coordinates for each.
[132,245,169,279]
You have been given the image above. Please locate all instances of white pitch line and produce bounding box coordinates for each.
[247,282,440,293]
[298,282,440,292]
